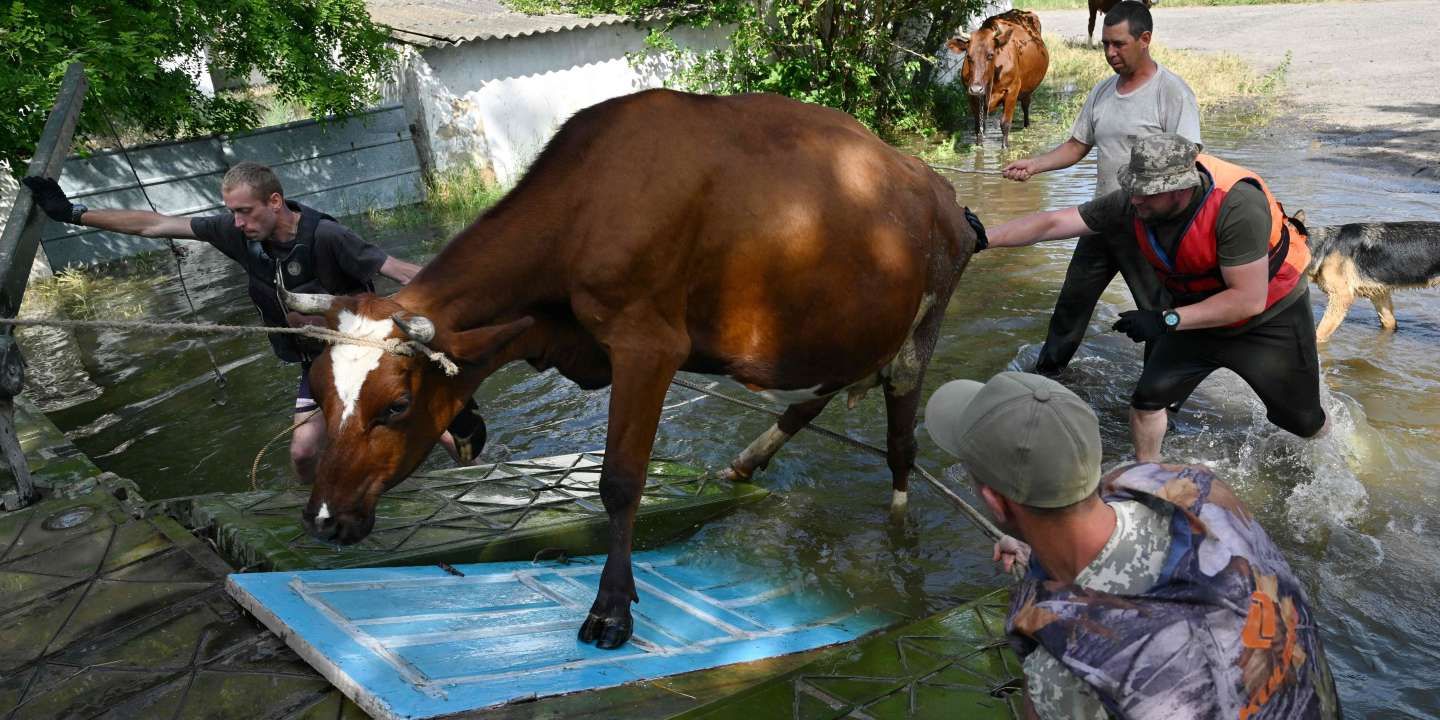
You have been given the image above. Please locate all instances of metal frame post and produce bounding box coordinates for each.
[0,62,88,511]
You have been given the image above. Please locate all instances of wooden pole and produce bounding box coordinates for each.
[0,62,87,511]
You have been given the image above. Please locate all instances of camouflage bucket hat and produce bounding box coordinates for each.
[1118,133,1202,196]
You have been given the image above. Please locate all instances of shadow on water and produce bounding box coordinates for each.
[16,114,1440,716]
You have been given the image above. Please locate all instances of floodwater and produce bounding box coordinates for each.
[17,117,1440,717]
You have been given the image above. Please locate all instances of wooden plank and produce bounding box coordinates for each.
[226,546,899,719]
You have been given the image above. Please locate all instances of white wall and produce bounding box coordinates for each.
[397,24,727,185]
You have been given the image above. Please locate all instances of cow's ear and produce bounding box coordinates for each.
[447,317,535,365]
[994,26,1013,46]
[946,36,968,53]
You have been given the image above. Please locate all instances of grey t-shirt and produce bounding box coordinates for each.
[1072,64,1202,197]
[1024,499,1174,719]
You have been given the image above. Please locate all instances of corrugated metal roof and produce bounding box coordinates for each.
[365,0,628,46]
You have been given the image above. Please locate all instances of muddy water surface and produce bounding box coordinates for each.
[19,118,1440,716]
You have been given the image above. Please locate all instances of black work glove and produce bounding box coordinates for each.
[964,207,988,251]
[1113,309,1167,343]
[21,176,81,224]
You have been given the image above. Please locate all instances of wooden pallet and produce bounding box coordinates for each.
[166,452,769,571]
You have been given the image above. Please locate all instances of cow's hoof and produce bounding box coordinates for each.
[578,612,633,649]
[889,489,909,516]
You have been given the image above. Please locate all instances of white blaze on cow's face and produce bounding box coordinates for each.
[331,309,396,425]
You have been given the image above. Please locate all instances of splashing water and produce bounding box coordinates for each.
[1277,388,1372,540]
[1007,340,1376,543]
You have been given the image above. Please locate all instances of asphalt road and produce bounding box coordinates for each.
[1037,0,1440,177]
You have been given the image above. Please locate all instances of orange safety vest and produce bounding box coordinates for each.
[1133,154,1309,325]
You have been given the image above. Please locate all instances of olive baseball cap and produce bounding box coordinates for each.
[1117,133,1202,196]
[924,372,1102,508]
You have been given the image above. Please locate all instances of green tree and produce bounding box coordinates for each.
[0,0,395,173]
[509,0,987,136]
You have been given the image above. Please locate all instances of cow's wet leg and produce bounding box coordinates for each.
[579,343,684,650]
[883,293,948,519]
[1000,94,1018,149]
[719,396,833,482]
[883,384,922,518]
[1021,95,1032,128]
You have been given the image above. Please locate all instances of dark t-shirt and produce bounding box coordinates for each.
[1079,178,1303,334]
[190,203,389,361]
[189,207,387,292]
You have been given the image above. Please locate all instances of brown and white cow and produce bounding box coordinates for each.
[946,10,1049,148]
[282,90,980,650]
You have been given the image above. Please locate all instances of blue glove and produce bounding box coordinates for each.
[1113,309,1167,343]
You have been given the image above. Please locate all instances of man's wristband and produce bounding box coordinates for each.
[69,203,88,225]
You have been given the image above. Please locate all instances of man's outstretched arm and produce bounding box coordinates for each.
[986,207,1096,249]
[23,176,195,239]
[1003,138,1092,182]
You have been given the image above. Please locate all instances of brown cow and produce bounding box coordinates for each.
[282,90,980,650]
[946,10,1049,149]
[1089,0,1155,46]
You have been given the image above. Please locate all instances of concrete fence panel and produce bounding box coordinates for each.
[40,104,424,269]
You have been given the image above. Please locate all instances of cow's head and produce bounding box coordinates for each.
[946,24,1014,98]
[283,288,532,544]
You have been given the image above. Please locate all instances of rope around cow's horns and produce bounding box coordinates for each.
[0,316,460,376]
[7,315,1023,579]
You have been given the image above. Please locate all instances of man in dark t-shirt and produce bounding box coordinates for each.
[23,163,485,483]
[981,134,1326,462]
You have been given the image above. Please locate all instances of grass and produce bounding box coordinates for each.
[24,252,173,320]
[244,86,313,128]
[1014,0,1325,8]
[364,163,510,251]
[919,36,1288,161]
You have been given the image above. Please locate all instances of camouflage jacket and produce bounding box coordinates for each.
[1008,463,1341,720]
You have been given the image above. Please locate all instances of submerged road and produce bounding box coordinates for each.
[1037,0,1440,178]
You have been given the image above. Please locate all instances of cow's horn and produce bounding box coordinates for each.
[391,312,436,343]
[280,287,336,315]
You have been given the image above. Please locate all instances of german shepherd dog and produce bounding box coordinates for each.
[1296,210,1440,342]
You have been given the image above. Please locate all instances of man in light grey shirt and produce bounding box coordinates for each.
[1002,2,1201,375]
